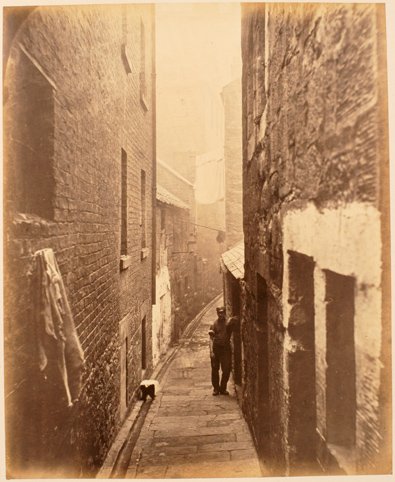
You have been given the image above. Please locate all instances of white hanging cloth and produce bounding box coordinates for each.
[35,248,85,407]
[194,148,225,204]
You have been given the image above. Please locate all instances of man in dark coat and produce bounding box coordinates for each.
[209,306,236,395]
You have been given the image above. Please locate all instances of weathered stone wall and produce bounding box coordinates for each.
[3,4,155,477]
[241,3,390,476]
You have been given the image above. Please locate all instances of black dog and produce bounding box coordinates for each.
[140,380,158,401]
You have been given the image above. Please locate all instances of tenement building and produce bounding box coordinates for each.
[153,184,205,364]
[155,3,241,300]
[221,74,243,248]
[3,5,155,477]
[240,3,390,476]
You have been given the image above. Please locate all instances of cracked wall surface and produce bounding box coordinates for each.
[241,3,390,476]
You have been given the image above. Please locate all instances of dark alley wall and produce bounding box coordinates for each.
[153,194,206,364]
[3,5,155,477]
[241,3,390,476]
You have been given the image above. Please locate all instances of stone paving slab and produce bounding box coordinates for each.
[161,459,262,479]
[199,441,254,452]
[125,301,263,478]
[152,433,237,447]
[147,445,199,457]
[158,410,210,417]
[230,449,260,461]
[137,450,231,468]
[150,424,250,437]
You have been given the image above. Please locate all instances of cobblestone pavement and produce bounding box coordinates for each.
[125,302,263,478]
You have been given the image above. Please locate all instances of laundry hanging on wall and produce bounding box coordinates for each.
[194,148,225,204]
[35,248,85,407]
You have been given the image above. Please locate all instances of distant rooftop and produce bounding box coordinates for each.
[220,240,244,279]
[157,184,189,210]
[157,158,194,187]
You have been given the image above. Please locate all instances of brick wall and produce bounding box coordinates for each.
[241,3,390,476]
[3,4,155,477]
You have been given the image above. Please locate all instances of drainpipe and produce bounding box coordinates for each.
[151,4,157,305]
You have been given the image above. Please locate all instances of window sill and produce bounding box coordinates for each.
[327,443,356,475]
[140,93,149,112]
[120,255,132,271]
[141,248,149,260]
[121,44,132,75]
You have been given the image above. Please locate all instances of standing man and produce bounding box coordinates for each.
[209,307,236,395]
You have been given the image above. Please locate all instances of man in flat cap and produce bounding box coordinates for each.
[208,306,237,396]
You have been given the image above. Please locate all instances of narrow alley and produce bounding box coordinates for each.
[3,2,392,479]
[105,299,263,479]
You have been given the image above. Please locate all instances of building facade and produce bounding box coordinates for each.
[221,77,243,248]
[155,3,243,304]
[153,185,206,365]
[156,74,226,300]
[3,5,155,477]
[240,3,390,476]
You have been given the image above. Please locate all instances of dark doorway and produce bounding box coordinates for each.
[231,277,242,386]
[325,270,356,447]
[125,337,129,405]
[141,316,147,371]
[256,273,270,458]
[287,251,317,472]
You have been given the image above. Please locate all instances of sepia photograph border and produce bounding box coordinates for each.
[1,0,394,481]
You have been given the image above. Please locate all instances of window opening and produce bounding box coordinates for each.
[121,149,128,256]
[141,169,146,249]
[11,49,55,219]
[140,19,147,108]
[121,6,132,74]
